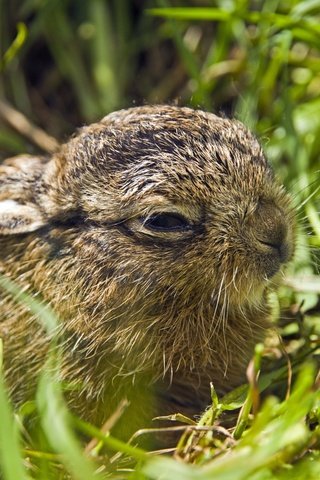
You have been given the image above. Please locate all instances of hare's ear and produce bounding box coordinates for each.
[0,155,48,235]
[0,199,45,235]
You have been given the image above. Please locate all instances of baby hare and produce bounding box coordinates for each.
[0,105,294,437]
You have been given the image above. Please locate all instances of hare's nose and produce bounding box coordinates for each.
[250,200,290,263]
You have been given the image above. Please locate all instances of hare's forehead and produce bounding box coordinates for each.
[77,123,270,197]
[114,158,271,213]
[81,119,263,168]
[117,149,270,193]
[74,127,273,218]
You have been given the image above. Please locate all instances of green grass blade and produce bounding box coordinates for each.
[0,374,30,480]
[36,355,104,480]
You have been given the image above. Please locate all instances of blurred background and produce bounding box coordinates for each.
[0,0,319,302]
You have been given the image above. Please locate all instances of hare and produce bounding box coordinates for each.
[0,105,295,438]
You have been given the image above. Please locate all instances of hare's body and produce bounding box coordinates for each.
[0,106,294,436]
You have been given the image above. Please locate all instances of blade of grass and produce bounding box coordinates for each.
[0,339,31,480]
[36,355,105,480]
[0,22,28,70]
[88,0,120,113]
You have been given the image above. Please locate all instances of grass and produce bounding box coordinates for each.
[0,0,319,478]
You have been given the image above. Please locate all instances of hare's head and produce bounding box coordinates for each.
[0,106,295,375]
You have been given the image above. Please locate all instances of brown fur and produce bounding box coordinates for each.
[0,106,295,438]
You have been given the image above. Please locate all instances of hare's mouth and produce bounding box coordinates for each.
[210,245,291,308]
[255,238,292,280]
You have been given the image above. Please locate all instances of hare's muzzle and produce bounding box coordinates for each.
[248,200,293,278]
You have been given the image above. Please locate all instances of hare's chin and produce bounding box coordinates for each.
[230,286,266,308]
[228,267,282,306]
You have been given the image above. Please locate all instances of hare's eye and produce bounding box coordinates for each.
[143,213,190,232]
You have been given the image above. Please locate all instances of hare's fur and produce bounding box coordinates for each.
[0,106,294,434]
